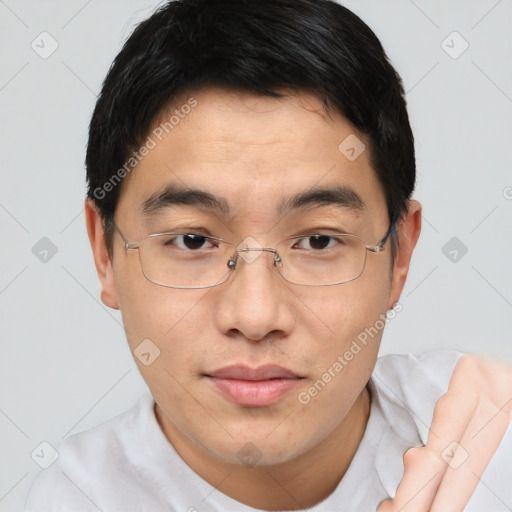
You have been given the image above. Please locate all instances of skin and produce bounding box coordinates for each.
[85,87,421,509]
[379,354,512,512]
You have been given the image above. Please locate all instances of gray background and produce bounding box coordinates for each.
[1,0,511,510]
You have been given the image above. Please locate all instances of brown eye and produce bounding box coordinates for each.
[162,234,212,251]
[294,235,336,251]
[182,234,207,250]
[308,235,331,250]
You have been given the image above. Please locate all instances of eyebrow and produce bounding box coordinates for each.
[141,184,230,217]
[140,183,365,218]
[276,185,365,215]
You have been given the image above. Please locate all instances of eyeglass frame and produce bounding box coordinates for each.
[113,221,395,289]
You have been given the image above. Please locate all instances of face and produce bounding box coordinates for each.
[87,88,419,467]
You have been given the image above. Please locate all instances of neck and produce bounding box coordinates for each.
[155,386,371,510]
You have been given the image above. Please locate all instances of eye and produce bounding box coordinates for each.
[293,235,339,251]
[164,234,216,251]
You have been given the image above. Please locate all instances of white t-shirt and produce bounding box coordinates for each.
[26,351,512,511]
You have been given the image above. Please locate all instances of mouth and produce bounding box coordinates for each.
[204,364,305,407]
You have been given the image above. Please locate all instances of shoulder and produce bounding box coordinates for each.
[25,393,155,512]
[25,466,97,512]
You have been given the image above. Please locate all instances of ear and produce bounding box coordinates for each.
[388,199,422,309]
[84,198,120,310]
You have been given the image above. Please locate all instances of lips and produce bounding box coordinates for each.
[205,364,304,407]
[207,364,301,381]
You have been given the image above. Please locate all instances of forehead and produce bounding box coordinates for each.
[117,88,387,227]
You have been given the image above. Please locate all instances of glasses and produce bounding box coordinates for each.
[114,223,393,289]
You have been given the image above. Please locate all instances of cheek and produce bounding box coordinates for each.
[293,271,390,405]
[291,289,383,445]
[295,274,390,348]
[304,293,383,392]
[114,265,209,362]
[305,356,373,444]
[116,284,212,411]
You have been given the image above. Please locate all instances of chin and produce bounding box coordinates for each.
[196,424,322,467]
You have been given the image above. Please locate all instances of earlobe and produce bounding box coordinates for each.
[387,200,422,309]
[84,198,120,310]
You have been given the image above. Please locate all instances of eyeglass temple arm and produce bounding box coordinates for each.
[366,221,396,253]
[112,221,139,250]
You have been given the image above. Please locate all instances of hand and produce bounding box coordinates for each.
[378,354,512,512]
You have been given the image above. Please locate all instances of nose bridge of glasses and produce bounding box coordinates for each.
[229,245,281,268]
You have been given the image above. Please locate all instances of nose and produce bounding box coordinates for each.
[214,244,295,342]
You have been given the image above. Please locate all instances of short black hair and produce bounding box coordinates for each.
[86,0,415,257]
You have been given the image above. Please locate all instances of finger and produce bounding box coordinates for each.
[380,356,512,512]
[376,498,394,511]
[426,391,478,450]
[381,390,479,512]
[376,446,444,512]
[448,355,512,415]
[430,398,511,512]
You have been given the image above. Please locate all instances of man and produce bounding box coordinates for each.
[26,0,512,510]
